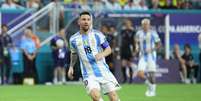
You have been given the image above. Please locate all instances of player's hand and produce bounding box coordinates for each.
[146,48,152,53]
[27,55,33,60]
[95,53,104,61]
[132,51,138,57]
[68,67,74,80]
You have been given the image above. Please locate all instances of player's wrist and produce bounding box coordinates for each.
[100,52,106,58]
[69,66,74,69]
[151,48,156,52]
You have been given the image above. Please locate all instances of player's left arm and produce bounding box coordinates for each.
[153,31,161,51]
[95,32,112,60]
[134,31,140,53]
[154,41,161,51]
[95,46,112,61]
[132,32,138,56]
[68,37,78,80]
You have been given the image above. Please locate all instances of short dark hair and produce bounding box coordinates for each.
[27,26,32,30]
[184,43,191,50]
[2,24,8,28]
[79,11,91,17]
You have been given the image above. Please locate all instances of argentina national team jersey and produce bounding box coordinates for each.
[69,29,111,79]
[136,30,160,60]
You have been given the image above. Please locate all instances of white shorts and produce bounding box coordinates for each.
[138,54,157,72]
[83,75,121,95]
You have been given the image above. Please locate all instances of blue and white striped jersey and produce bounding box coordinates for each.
[136,30,160,60]
[69,29,112,79]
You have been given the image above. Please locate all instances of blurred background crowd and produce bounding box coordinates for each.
[1,0,201,10]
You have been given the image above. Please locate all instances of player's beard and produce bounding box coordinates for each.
[82,25,90,32]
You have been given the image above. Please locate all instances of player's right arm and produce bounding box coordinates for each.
[134,31,140,54]
[68,52,78,80]
[152,31,161,52]
[68,37,77,80]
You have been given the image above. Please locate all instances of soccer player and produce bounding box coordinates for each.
[68,11,121,101]
[135,18,161,97]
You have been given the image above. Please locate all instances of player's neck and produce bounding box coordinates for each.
[80,29,90,35]
[143,29,149,33]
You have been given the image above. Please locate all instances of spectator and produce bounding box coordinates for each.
[13,0,21,5]
[176,0,184,9]
[124,0,140,10]
[1,0,23,9]
[9,44,24,84]
[80,0,91,11]
[182,1,193,9]
[149,0,160,9]
[64,0,72,4]
[66,0,81,9]
[172,44,187,83]
[26,0,40,10]
[92,0,104,11]
[104,0,122,10]
[0,24,12,84]
[100,24,109,37]
[35,0,41,4]
[160,0,177,9]
[35,0,43,8]
[118,0,127,8]
[182,44,198,84]
[158,0,166,8]
[139,0,148,10]
[26,28,40,49]
[52,0,65,29]
[133,0,141,5]
[20,29,38,84]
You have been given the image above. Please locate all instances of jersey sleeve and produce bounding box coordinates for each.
[153,31,160,43]
[135,31,140,42]
[69,37,77,54]
[97,32,110,49]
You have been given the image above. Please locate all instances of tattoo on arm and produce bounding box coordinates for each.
[70,53,78,67]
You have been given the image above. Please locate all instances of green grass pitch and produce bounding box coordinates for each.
[0,84,201,101]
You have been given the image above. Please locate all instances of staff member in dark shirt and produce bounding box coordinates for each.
[182,44,198,83]
[120,19,136,83]
[0,24,12,84]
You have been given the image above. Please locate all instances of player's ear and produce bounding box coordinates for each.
[77,18,80,25]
